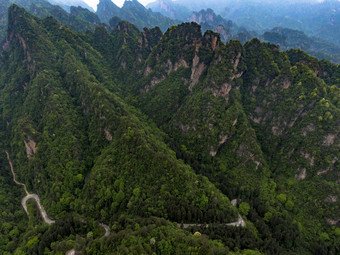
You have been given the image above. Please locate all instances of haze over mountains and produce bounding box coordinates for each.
[162,0,340,45]
[144,0,340,63]
[48,0,95,12]
[0,0,339,254]
[2,0,338,63]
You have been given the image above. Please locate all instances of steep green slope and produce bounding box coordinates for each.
[70,6,101,26]
[0,0,99,43]
[241,39,340,252]
[123,22,339,254]
[0,5,239,254]
[1,3,339,255]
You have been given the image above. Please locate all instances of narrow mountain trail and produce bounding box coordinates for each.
[99,223,110,237]
[7,150,243,253]
[6,151,55,224]
[5,151,29,195]
[21,194,55,224]
[178,199,246,229]
[6,151,111,254]
[177,213,245,229]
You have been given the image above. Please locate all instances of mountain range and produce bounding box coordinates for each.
[0,1,339,254]
[158,0,340,47]
[48,0,95,12]
[96,0,179,32]
[147,1,340,63]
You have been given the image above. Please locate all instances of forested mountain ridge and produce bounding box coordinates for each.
[263,27,340,64]
[188,8,239,42]
[93,20,340,253]
[0,3,339,255]
[0,5,240,254]
[0,0,101,43]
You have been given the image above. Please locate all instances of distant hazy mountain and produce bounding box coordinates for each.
[146,0,191,21]
[169,0,340,47]
[184,7,340,63]
[188,9,233,41]
[263,27,340,64]
[48,0,95,12]
[97,0,180,32]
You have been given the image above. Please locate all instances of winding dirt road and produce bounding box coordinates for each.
[6,151,111,254]
[6,151,55,224]
[178,200,246,229]
[178,213,245,229]
[5,152,29,195]
[99,223,110,237]
[21,194,55,224]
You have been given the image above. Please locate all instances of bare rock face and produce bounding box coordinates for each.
[272,126,283,136]
[282,79,291,89]
[141,75,166,93]
[144,66,152,76]
[317,157,338,176]
[211,83,232,102]
[326,219,339,226]
[323,134,337,146]
[210,146,217,157]
[300,151,315,166]
[324,195,337,203]
[295,168,306,180]
[209,134,229,157]
[24,139,36,158]
[189,50,205,91]
[302,123,315,137]
[104,127,112,141]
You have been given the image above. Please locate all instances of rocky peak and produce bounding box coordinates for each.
[138,27,162,50]
[123,0,144,9]
[8,5,33,38]
[166,22,202,44]
[115,20,139,35]
[158,0,173,13]
[97,0,121,23]
[190,8,216,24]
[203,30,221,50]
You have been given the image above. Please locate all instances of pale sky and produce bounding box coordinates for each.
[83,0,155,10]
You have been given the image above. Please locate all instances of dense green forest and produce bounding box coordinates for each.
[0,2,339,255]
